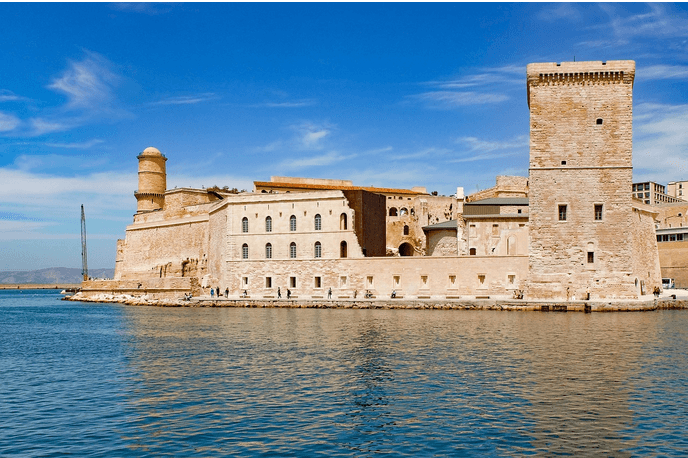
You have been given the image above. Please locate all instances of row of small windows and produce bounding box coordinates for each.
[242,241,348,259]
[557,204,604,221]
[243,213,346,233]
[657,233,685,242]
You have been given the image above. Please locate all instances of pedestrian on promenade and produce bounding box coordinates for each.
[328,288,332,299]
[225,288,229,298]
[277,287,281,298]
[211,288,214,298]
[287,289,291,299]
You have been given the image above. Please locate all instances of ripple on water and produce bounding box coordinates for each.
[1,294,688,456]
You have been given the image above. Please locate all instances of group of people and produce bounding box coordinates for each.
[209,287,230,298]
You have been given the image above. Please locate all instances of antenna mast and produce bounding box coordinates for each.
[81,204,88,281]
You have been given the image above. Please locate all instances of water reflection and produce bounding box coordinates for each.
[110,307,688,456]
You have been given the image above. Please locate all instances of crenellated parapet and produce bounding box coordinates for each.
[527,61,635,107]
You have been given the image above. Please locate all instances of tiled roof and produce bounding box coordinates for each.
[464,198,529,206]
[253,181,425,195]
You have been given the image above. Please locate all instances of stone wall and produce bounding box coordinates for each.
[218,255,528,299]
[659,240,688,288]
[464,218,529,256]
[386,195,457,256]
[426,229,458,256]
[525,60,657,300]
[467,176,529,202]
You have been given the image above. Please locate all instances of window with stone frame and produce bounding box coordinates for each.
[242,243,249,259]
[242,217,249,233]
[265,216,272,232]
[558,204,567,221]
[290,242,297,258]
[290,215,297,231]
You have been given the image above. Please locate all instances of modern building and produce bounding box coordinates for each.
[632,181,683,205]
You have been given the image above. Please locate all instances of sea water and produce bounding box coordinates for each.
[1,289,687,457]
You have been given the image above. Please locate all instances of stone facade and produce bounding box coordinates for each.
[86,59,663,304]
[525,60,661,299]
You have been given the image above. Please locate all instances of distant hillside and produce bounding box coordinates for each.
[0,267,115,284]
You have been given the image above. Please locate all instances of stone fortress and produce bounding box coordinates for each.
[81,60,663,303]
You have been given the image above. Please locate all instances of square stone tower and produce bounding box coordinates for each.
[525,60,661,300]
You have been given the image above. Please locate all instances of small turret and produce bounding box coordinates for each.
[135,146,167,213]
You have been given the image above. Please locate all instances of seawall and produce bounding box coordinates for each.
[66,292,688,312]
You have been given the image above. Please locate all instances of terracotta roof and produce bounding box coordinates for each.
[253,181,425,195]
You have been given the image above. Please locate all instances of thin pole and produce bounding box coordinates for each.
[81,205,88,281]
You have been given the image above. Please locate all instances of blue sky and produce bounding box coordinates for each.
[2,3,688,270]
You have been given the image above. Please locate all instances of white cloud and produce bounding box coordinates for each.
[537,3,581,22]
[150,93,218,106]
[393,147,452,160]
[44,139,104,149]
[279,151,352,169]
[292,122,333,150]
[48,52,119,111]
[412,91,509,109]
[449,152,522,164]
[0,90,26,102]
[260,99,316,108]
[29,118,72,135]
[640,65,688,81]
[600,3,688,41]
[457,135,529,152]
[633,103,688,179]
[0,111,20,132]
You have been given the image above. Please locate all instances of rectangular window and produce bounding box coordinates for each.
[314,276,322,288]
[366,276,374,288]
[558,204,567,221]
[492,224,499,236]
[657,235,662,242]
[393,275,400,287]
[242,276,249,287]
[421,275,428,286]
[508,274,515,284]
[478,274,485,285]
[265,277,272,288]
[670,234,677,242]
[469,224,476,238]
[587,252,594,263]
[449,275,456,287]
[594,204,603,221]
[340,276,347,288]
[290,277,297,288]
[645,183,650,190]
[678,234,684,241]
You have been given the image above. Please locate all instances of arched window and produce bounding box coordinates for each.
[403,225,409,236]
[242,217,249,233]
[389,207,398,217]
[290,215,297,231]
[242,243,249,259]
[399,208,408,216]
[290,242,297,259]
[265,243,272,259]
[314,214,322,231]
[340,241,348,258]
[314,241,322,258]
[265,216,272,232]
[340,213,347,230]
[507,236,516,256]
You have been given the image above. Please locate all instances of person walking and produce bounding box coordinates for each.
[277,287,281,298]
[225,288,229,298]
[327,287,332,299]
[287,289,291,299]
[210,288,214,298]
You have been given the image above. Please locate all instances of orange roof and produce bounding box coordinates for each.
[253,181,426,195]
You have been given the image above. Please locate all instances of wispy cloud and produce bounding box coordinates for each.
[110,3,174,15]
[449,152,522,164]
[457,135,529,152]
[280,151,352,169]
[44,139,104,149]
[412,91,509,109]
[48,52,120,111]
[537,3,581,22]
[255,99,316,108]
[252,140,283,153]
[640,65,688,81]
[633,103,688,179]
[292,122,333,150]
[150,93,218,106]
[0,112,21,132]
[392,147,452,160]
[0,90,27,103]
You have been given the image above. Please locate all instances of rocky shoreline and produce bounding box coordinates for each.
[66,292,688,312]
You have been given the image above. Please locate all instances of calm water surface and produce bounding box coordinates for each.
[1,289,687,457]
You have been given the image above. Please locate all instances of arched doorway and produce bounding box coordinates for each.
[399,242,414,256]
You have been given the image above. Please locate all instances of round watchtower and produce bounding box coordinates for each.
[135,146,167,213]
